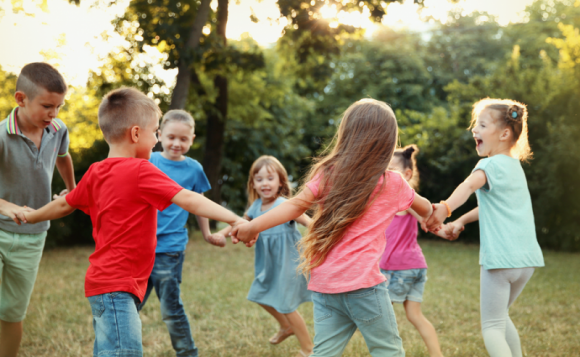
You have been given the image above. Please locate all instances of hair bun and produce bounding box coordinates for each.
[506,104,523,123]
[402,145,417,159]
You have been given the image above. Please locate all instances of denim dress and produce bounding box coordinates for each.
[246,197,312,313]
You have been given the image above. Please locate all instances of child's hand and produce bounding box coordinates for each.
[205,233,227,248]
[424,204,448,232]
[230,221,257,244]
[444,221,464,241]
[53,189,69,200]
[3,204,34,225]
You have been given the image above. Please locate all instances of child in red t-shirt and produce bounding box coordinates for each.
[15,88,247,356]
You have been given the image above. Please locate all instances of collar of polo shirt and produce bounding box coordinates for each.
[5,107,63,135]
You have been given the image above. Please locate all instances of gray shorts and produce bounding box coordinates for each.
[381,268,427,303]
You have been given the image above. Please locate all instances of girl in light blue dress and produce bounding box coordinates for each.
[218,155,313,357]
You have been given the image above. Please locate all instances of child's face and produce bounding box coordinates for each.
[15,88,65,130]
[388,157,413,182]
[472,109,507,157]
[159,121,195,161]
[135,115,160,160]
[253,166,282,201]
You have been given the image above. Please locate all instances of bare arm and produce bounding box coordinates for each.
[455,207,479,226]
[426,170,486,230]
[171,190,243,226]
[411,192,433,221]
[55,154,76,195]
[0,199,34,225]
[232,188,315,243]
[295,213,311,227]
[23,197,76,224]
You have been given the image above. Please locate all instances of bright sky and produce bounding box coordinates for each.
[0,0,535,86]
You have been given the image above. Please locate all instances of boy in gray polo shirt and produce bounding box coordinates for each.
[0,62,75,357]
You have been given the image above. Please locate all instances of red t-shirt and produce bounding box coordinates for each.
[66,158,183,301]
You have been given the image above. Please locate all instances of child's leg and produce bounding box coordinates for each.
[285,310,314,355]
[0,230,46,357]
[258,304,294,343]
[480,267,534,357]
[88,292,142,357]
[311,292,357,357]
[352,283,405,357]
[403,301,443,357]
[150,252,197,357]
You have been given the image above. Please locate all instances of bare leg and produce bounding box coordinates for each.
[285,310,314,356]
[259,303,291,330]
[0,320,22,357]
[404,301,443,357]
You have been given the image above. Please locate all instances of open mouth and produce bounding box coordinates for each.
[474,138,483,149]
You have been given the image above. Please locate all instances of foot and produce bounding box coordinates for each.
[296,349,312,357]
[269,327,294,344]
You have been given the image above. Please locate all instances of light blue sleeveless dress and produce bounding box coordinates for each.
[246,197,312,313]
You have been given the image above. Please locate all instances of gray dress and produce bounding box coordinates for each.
[246,197,311,313]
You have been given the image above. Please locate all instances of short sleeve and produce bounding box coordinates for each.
[65,165,92,214]
[396,174,416,212]
[57,121,70,157]
[190,160,211,194]
[138,161,183,211]
[246,200,259,220]
[473,159,493,192]
[306,174,322,198]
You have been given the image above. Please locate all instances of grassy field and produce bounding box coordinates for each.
[20,236,580,356]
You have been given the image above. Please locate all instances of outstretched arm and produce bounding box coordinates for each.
[411,193,433,221]
[22,197,76,224]
[426,170,486,231]
[0,199,34,225]
[171,190,244,227]
[232,188,315,243]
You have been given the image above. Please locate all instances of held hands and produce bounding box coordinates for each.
[0,201,34,225]
[423,203,448,232]
[53,189,69,200]
[230,220,259,247]
[432,222,464,241]
[204,233,227,248]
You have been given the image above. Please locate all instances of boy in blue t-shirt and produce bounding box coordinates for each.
[138,110,225,357]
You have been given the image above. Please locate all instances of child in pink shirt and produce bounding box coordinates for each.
[380,145,445,357]
[232,99,434,357]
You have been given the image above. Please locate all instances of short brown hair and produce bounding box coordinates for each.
[98,87,162,143]
[16,62,67,100]
[160,110,195,132]
[471,98,532,162]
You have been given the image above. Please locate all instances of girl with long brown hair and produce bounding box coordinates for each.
[232,99,434,356]
[215,155,313,357]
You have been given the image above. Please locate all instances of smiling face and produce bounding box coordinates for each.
[159,121,195,161]
[252,165,282,202]
[471,109,507,157]
[16,87,65,130]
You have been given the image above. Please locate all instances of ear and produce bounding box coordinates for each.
[14,91,26,106]
[404,168,413,181]
[499,127,511,142]
[130,126,140,143]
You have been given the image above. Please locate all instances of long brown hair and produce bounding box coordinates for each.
[392,144,420,190]
[471,98,532,162]
[298,99,398,274]
[246,155,292,208]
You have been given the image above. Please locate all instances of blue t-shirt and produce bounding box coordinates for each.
[150,152,211,253]
[474,155,544,269]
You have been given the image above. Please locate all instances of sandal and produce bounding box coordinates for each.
[269,327,294,344]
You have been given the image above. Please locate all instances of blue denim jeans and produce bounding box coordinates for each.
[88,292,142,357]
[138,251,198,357]
[311,282,405,357]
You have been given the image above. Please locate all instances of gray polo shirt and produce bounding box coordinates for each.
[0,107,70,234]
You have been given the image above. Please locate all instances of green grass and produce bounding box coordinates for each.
[21,237,580,356]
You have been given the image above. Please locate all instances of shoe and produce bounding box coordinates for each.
[269,327,294,344]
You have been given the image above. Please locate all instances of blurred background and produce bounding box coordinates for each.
[1,0,579,251]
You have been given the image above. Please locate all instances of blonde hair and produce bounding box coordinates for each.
[392,144,420,190]
[246,156,292,208]
[98,87,161,143]
[298,98,398,274]
[471,98,532,162]
[160,109,195,132]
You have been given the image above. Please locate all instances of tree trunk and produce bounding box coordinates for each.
[203,0,229,227]
[169,0,212,110]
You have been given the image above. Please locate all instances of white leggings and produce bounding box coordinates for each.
[480,267,535,357]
